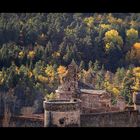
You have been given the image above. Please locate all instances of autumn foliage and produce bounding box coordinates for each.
[133,43,140,49]
[1,13,140,107]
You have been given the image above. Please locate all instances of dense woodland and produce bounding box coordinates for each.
[1,13,140,114]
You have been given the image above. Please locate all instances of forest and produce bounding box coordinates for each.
[0,13,140,114]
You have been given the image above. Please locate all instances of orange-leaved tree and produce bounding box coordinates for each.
[57,65,67,83]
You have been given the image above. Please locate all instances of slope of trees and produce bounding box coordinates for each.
[1,13,140,112]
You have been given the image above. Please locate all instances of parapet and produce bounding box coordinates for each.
[43,99,80,111]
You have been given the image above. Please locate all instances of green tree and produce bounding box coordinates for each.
[114,67,126,86]
[121,69,135,105]
[95,66,105,89]
[88,60,93,70]
[79,60,85,70]
[93,60,101,72]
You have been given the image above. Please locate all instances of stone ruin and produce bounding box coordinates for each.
[44,61,81,127]
[0,61,139,127]
[0,60,139,127]
[44,61,127,127]
[43,100,80,127]
[56,60,81,100]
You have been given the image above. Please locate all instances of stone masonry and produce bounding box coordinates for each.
[43,61,139,127]
[43,100,80,127]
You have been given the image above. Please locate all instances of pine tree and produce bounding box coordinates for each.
[114,67,126,86]
[121,69,135,105]
[95,66,105,90]
[93,60,101,72]
[88,60,93,70]
[79,60,85,70]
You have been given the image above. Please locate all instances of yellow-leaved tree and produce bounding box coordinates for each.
[45,65,55,82]
[126,28,138,47]
[133,42,140,49]
[84,17,94,28]
[52,51,60,58]
[18,51,24,59]
[126,28,138,40]
[27,51,35,59]
[99,24,111,30]
[45,92,57,100]
[0,71,4,85]
[104,29,123,52]
[37,75,48,83]
[125,42,140,65]
[64,28,76,36]
[112,87,120,97]
[57,65,67,83]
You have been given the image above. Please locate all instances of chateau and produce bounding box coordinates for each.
[0,61,140,127]
[43,61,139,127]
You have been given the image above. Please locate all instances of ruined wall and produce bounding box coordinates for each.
[8,116,44,127]
[0,110,139,127]
[44,100,80,127]
[80,93,101,109]
[55,90,73,100]
[80,110,138,127]
[80,92,111,113]
[0,115,44,127]
[80,92,124,114]
[45,111,80,127]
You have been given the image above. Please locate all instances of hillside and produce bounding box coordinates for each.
[0,13,140,115]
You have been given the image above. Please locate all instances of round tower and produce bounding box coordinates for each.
[43,99,80,127]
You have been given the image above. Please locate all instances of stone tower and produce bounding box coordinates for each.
[43,60,81,127]
[43,100,80,127]
[56,60,81,100]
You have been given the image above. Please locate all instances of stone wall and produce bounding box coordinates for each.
[0,110,139,127]
[0,115,44,127]
[45,111,80,127]
[55,90,73,100]
[44,100,80,127]
[9,115,44,127]
[80,110,138,127]
[80,93,101,109]
[80,92,112,113]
